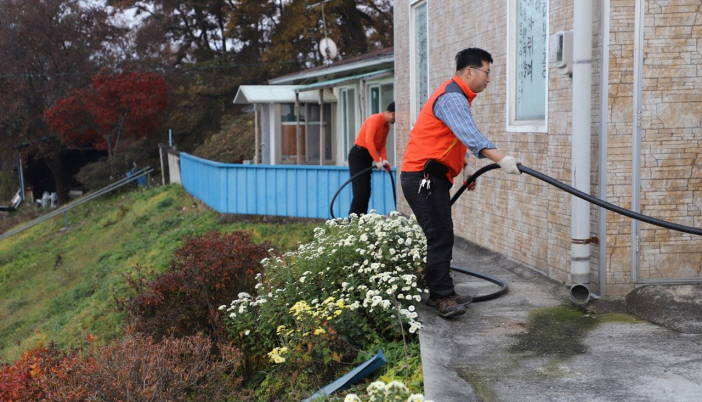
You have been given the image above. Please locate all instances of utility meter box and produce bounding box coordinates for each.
[549,30,573,76]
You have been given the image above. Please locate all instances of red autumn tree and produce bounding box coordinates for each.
[45,71,168,174]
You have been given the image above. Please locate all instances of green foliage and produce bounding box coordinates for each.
[0,168,16,202]
[0,184,316,363]
[193,113,256,163]
[75,144,153,191]
[222,212,428,399]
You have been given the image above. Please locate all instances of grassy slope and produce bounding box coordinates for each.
[0,184,318,363]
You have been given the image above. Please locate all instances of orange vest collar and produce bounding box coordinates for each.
[452,76,477,105]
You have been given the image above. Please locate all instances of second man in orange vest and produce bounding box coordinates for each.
[348,101,396,216]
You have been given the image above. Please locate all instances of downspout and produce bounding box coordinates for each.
[631,0,644,283]
[570,0,594,304]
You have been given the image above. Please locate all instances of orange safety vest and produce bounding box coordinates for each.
[354,113,389,163]
[402,77,476,183]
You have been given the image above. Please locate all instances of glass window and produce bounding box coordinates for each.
[297,103,333,164]
[507,0,548,132]
[411,1,428,123]
[370,87,380,114]
[280,103,305,163]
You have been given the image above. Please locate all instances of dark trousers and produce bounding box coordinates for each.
[348,145,374,215]
[400,171,456,300]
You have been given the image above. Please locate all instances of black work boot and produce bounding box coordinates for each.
[431,295,466,318]
[427,294,472,308]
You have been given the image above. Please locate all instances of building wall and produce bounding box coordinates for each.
[395,0,702,296]
[605,0,636,295]
[636,1,702,283]
[395,0,590,289]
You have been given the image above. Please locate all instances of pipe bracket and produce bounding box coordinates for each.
[571,236,599,245]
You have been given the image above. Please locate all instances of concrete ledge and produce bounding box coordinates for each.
[625,284,702,334]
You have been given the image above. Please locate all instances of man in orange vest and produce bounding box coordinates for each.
[348,101,396,216]
[401,48,521,318]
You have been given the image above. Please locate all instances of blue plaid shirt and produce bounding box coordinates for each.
[433,92,495,159]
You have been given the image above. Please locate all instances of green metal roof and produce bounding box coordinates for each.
[294,68,393,93]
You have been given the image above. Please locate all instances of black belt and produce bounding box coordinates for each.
[423,159,449,177]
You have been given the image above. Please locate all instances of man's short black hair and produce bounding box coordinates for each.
[455,48,493,71]
[386,101,395,113]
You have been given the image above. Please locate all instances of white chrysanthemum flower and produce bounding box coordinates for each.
[386,380,409,394]
[367,381,386,395]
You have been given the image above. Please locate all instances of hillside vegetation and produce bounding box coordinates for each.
[0,184,317,363]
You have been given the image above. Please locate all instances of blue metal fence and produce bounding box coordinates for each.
[180,153,397,219]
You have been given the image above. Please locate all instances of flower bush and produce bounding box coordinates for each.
[341,380,433,402]
[221,212,428,398]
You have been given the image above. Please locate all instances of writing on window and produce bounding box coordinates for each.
[516,0,547,121]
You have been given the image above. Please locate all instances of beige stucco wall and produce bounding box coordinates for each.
[394,0,702,296]
[637,1,702,282]
[606,0,636,295]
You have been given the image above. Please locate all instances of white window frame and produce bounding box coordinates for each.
[365,79,395,166]
[506,0,549,133]
[409,0,429,126]
[338,86,359,164]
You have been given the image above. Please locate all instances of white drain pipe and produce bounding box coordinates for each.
[570,0,593,303]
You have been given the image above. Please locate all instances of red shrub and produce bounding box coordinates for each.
[0,343,94,402]
[0,334,250,402]
[84,332,250,402]
[121,230,271,340]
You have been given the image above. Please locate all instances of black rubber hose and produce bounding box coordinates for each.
[451,163,702,236]
[450,265,509,302]
[450,164,501,205]
[387,168,396,208]
[330,166,396,219]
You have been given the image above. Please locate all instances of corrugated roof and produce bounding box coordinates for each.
[233,85,337,104]
[268,47,394,85]
[294,69,393,92]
